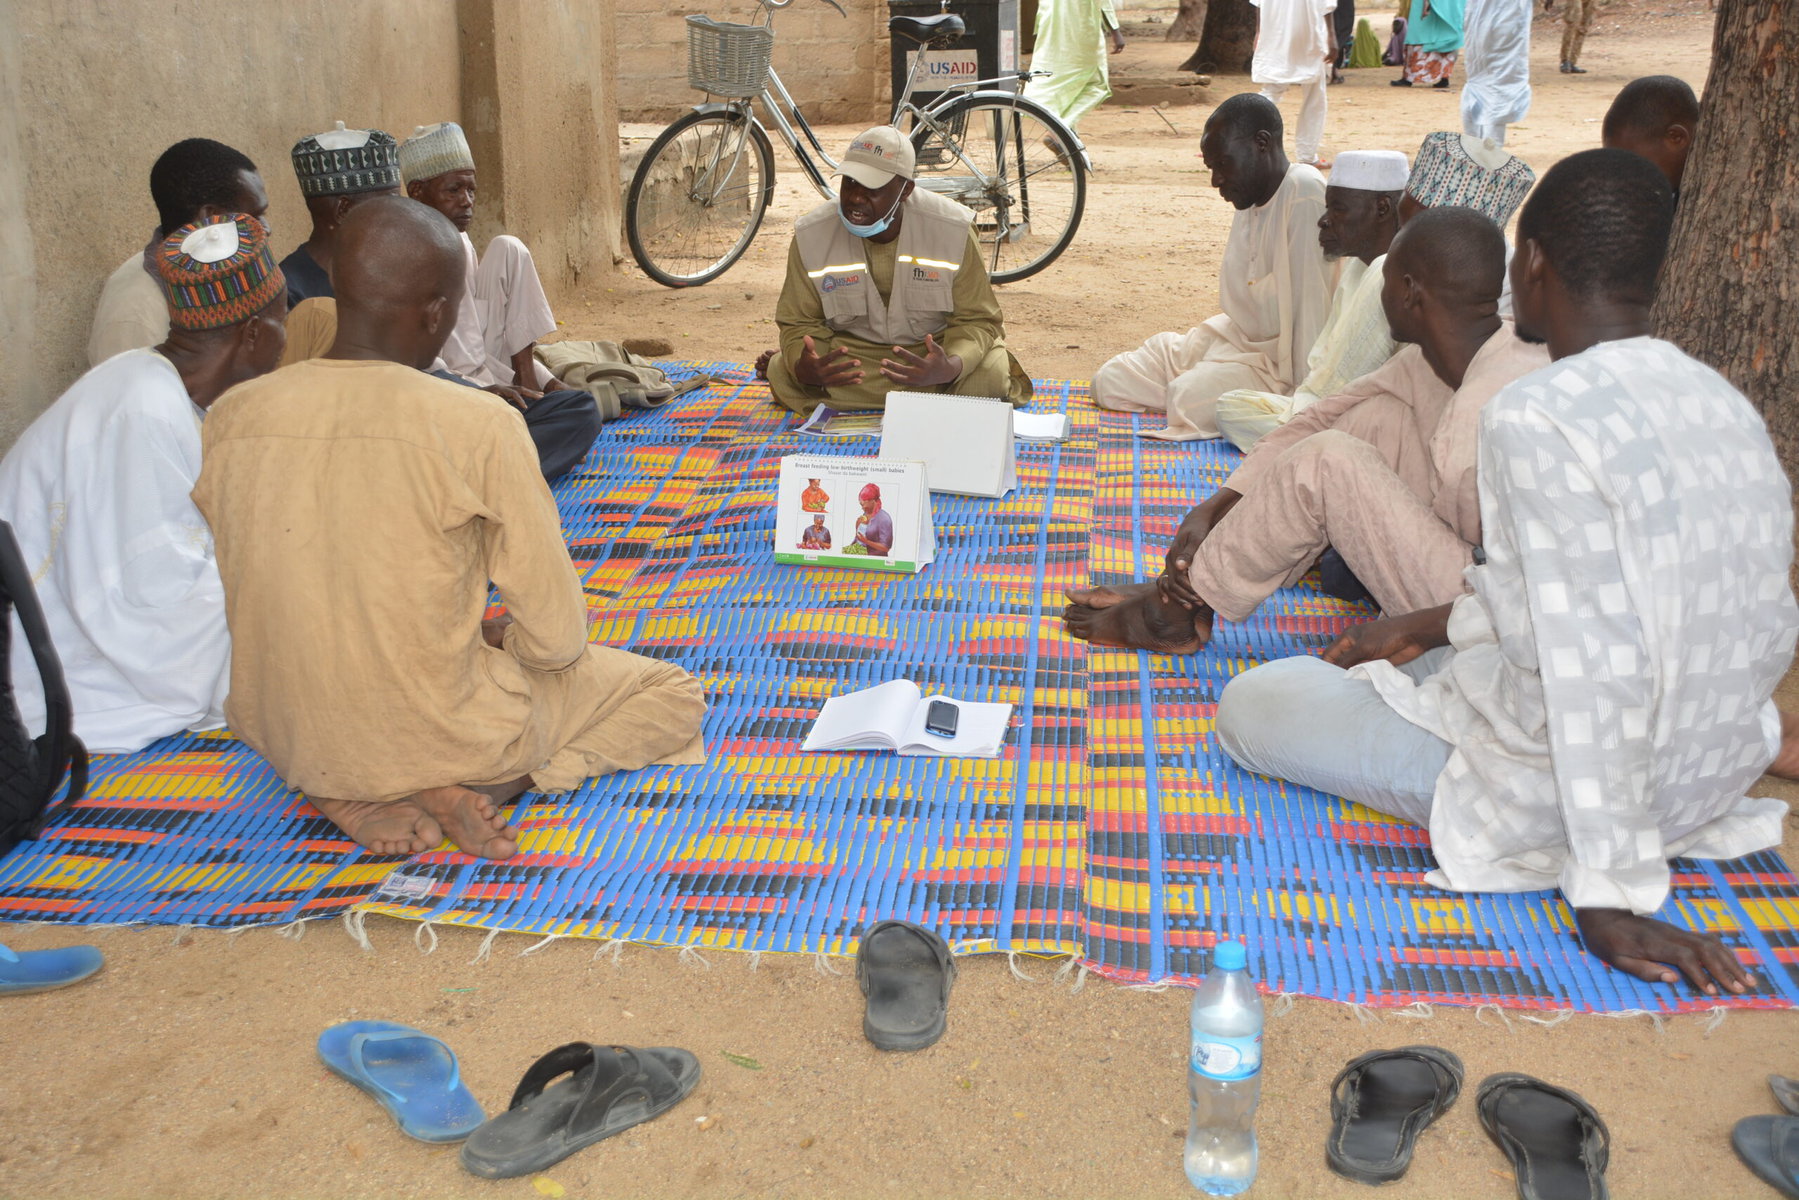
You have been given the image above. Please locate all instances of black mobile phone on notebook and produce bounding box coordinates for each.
[924,699,959,739]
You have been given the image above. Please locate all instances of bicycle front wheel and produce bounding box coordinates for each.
[910,94,1087,284]
[626,109,775,288]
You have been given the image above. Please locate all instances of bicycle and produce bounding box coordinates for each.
[624,0,1089,288]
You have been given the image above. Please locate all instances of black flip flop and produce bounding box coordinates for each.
[459,1042,700,1179]
[855,919,955,1052]
[1326,1045,1463,1184]
[1477,1073,1610,1200]
[1734,1116,1799,1198]
[1772,1075,1799,1117]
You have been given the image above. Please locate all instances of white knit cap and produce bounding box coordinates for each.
[399,122,476,184]
[1330,150,1411,193]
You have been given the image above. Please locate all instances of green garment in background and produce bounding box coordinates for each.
[1405,0,1466,53]
[1349,16,1384,67]
[1020,0,1118,132]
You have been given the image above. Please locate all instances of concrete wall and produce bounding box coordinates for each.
[0,0,620,450]
[616,0,890,124]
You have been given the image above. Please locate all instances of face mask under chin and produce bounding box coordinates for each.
[840,188,906,239]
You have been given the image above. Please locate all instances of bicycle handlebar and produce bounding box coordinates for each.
[761,0,846,11]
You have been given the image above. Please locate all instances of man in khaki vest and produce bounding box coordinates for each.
[762,126,1031,413]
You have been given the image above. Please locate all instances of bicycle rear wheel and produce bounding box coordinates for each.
[909,94,1087,284]
[626,109,775,288]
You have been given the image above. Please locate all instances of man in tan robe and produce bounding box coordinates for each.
[1092,93,1333,441]
[194,197,706,860]
[1064,207,1547,652]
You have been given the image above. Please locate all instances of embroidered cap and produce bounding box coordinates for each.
[838,126,915,189]
[290,122,401,198]
[1331,150,1411,193]
[1406,131,1536,225]
[156,215,285,330]
[399,122,477,185]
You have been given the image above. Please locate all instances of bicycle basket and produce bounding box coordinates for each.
[686,15,775,97]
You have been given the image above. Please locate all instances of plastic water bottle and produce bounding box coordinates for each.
[1184,939,1263,1195]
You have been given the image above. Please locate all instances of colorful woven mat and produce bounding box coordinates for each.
[0,364,1793,1013]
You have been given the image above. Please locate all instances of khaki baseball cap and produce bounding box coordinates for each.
[838,126,915,188]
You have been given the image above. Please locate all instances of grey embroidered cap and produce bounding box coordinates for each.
[290,121,402,198]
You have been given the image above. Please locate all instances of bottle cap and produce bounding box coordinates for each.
[1212,940,1247,970]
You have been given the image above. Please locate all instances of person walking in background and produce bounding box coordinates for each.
[1392,0,1465,87]
[1022,0,1125,134]
[1548,0,1594,73]
[1460,0,1532,144]
[1329,0,1356,82]
[1252,0,1337,167]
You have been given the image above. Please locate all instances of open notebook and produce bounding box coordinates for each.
[800,680,1012,758]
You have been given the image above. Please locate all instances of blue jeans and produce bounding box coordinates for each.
[1215,649,1455,825]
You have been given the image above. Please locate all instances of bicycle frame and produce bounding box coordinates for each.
[691,0,1081,205]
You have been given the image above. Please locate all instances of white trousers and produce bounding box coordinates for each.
[1259,77,1328,164]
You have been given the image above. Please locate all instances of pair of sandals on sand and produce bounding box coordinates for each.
[317,1023,701,1179]
[315,920,957,1179]
[1327,1045,1610,1199]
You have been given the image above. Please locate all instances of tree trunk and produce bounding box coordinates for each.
[1651,0,1799,476]
[1168,0,1208,42]
[1181,0,1257,74]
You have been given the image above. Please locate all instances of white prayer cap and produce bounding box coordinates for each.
[399,122,476,185]
[1330,150,1410,193]
[179,220,241,264]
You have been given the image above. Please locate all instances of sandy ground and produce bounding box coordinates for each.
[6,4,1798,1198]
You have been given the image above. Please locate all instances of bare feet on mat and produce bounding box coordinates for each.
[312,797,444,856]
[753,349,775,381]
[410,785,521,860]
[1767,709,1799,780]
[1062,583,1212,654]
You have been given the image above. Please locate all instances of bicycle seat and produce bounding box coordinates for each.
[889,13,966,43]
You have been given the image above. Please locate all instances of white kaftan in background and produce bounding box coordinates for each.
[1093,163,1333,440]
[1251,0,1338,164]
[1460,0,1533,143]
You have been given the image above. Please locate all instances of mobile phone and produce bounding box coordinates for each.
[924,699,959,739]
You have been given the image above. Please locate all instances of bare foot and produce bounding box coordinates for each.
[312,797,444,855]
[1768,709,1799,780]
[753,349,775,381]
[409,785,521,860]
[1062,582,1212,653]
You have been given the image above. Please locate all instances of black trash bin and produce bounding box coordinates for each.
[887,0,1022,110]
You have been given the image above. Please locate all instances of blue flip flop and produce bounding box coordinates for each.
[0,943,103,994]
[317,1020,486,1143]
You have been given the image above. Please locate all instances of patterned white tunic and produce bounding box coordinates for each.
[1356,337,1797,914]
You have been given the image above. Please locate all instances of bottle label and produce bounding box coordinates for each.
[1192,1032,1262,1081]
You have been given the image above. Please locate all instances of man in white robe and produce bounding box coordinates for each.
[398,123,601,479]
[1251,0,1337,167]
[1093,94,1332,442]
[1,216,286,753]
[1458,0,1532,145]
[1023,0,1125,134]
[1217,151,1794,997]
[87,139,270,368]
[1216,149,1408,452]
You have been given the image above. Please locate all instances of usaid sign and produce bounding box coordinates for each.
[905,50,982,84]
